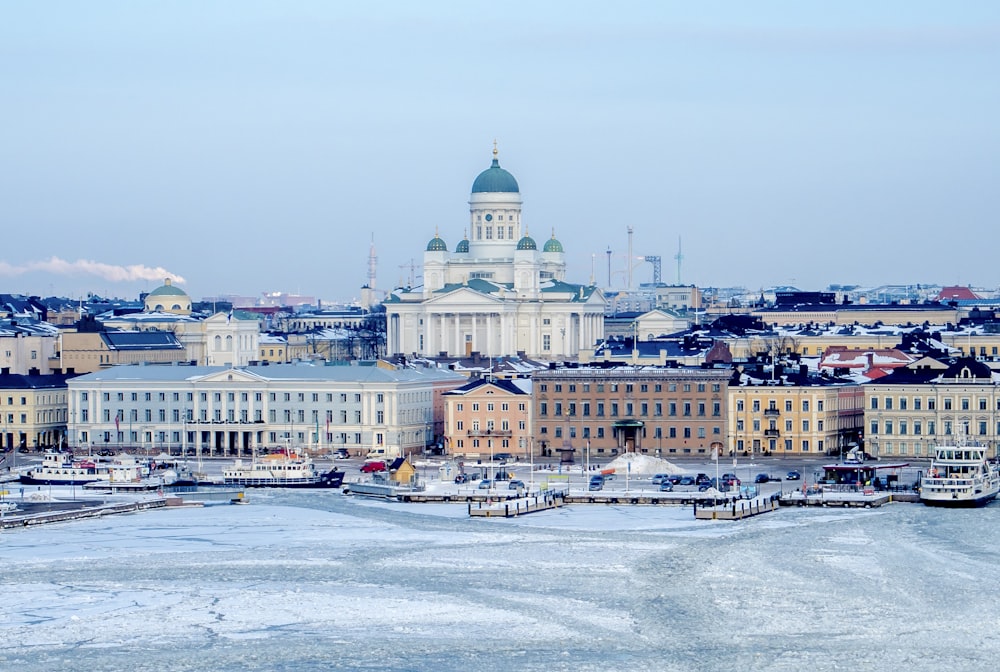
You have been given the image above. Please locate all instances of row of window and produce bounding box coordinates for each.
[870,396,999,411]
[85,407,413,426]
[735,439,823,452]
[538,382,722,394]
[736,419,825,432]
[736,399,823,412]
[454,402,526,413]
[83,391,381,404]
[537,425,722,440]
[871,419,996,436]
[538,401,722,418]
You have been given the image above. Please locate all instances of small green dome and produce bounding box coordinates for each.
[426,235,448,252]
[147,278,187,297]
[543,236,564,253]
[516,235,537,251]
[455,238,469,253]
[472,157,519,193]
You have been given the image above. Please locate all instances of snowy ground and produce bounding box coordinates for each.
[2,490,999,672]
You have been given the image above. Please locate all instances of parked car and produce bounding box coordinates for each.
[721,472,741,486]
[454,473,469,484]
[333,448,351,460]
[508,479,525,490]
[695,473,711,485]
[651,473,668,485]
[666,474,682,485]
[754,473,770,484]
[658,481,674,492]
[588,475,604,491]
[786,470,802,481]
[678,476,696,486]
[360,461,387,473]
[478,479,493,490]
[493,452,514,463]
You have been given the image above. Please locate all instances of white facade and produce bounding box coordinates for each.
[386,148,606,359]
[100,312,260,367]
[67,363,465,456]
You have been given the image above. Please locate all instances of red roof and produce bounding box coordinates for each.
[936,286,979,301]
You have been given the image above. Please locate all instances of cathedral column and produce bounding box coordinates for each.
[454,313,461,356]
[439,313,446,355]
[530,315,538,357]
[487,314,493,356]
[471,313,478,353]
[422,312,430,356]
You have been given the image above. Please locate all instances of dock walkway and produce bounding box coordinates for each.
[468,492,566,518]
[694,495,780,520]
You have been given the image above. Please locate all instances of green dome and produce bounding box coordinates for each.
[543,237,564,253]
[455,238,469,253]
[426,235,448,252]
[147,278,187,297]
[472,157,519,193]
[516,235,537,251]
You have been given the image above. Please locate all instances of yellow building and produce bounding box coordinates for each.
[729,365,863,458]
[0,372,74,452]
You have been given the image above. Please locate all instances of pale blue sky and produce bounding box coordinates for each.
[2,1,998,302]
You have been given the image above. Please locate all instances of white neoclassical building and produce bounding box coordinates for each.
[385,147,606,360]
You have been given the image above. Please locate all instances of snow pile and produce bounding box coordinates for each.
[604,452,682,476]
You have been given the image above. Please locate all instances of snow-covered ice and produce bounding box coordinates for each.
[2,490,1000,672]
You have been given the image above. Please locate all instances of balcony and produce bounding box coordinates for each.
[467,429,512,437]
[764,408,781,417]
[763,429,781,438]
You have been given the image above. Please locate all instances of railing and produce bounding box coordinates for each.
[467,429,512,437]
[763,429,780,437]
[764,408,781,417]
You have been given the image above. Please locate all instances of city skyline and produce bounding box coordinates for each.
[3,2,998,302]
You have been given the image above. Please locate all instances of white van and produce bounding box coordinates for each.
[366,445,401,460]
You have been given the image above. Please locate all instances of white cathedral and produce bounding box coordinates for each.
[385,146,606,360]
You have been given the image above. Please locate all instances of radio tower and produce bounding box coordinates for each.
[367,235,377,291]
[674,236,683,284]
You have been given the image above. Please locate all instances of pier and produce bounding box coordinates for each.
[468,491,565,518]
[0,498,168,529]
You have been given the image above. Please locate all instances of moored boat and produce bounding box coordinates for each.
[920,441,1000,508]
[19,450,106,486]
[222,452,344,488]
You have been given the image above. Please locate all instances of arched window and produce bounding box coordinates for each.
[214,335,222,350]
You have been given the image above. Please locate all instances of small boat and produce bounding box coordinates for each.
[222,451,344,488]
[19,450,106,486]
[920,440,1000,508]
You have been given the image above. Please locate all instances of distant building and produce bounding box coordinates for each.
[443,377,532,459]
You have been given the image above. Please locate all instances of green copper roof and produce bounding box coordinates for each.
[455,238,469,253]
[543,236,563,253]
[426,235,448,252]
[147,279,187,297]
[472,158,519,193]
[516,235,537,251]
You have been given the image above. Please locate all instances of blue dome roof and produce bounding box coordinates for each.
[472,157,519,193]
[516,235,537,251]
[426,235,448,252]
[456,238,469,253]
[543,236,564,253]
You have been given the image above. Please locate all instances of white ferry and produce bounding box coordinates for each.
[222,451,344,488]
[19,450,106,486]
[920,442,1000,508]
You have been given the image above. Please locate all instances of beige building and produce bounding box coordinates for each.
[862,356,1000,459]
[52,328,188,374]
[443,377,531,459]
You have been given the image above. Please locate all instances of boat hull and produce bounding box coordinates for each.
[222,469,344,489]
[921,491,998,508]
[19,474,102,486]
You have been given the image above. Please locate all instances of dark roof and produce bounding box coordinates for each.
[101,331,185,350]
[0,372,78,389]
[443,377,528,396]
